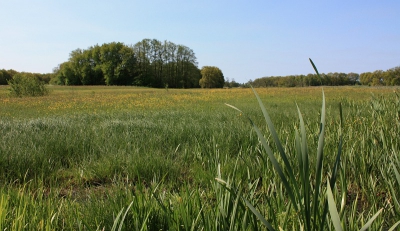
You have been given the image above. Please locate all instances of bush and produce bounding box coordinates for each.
[0,69,12,85]
[8,73,49,97]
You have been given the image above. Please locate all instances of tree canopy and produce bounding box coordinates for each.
[54,42,137,86]
[53,39,202,88]
[133,39,201,88]
[199,66,225,88]
[0,69,14,85]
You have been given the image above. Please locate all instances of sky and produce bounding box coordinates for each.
[1,0,399,83]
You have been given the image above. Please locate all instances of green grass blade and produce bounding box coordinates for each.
[140,210,152,231]
[309,58,319,76]
[250,87,300,210]
[388,220,400,231]
[321,103,343,230]
[297,104,311,230]
[191,205,205,231]
[243,197,276,231]
[295,130,304,186]
[250,87,292,169]
[309,58,323,82]
[225,103,245,114]
[389,181,400,213]
[250,119,298,210]
[118,201,134,231]
[313,89,326,225]
[229,187,242,230]
[359,208,383,231]
[111,208,124,231]
[326,181,343,231]
[316,89,326,170]
[392,162,400,186]
[214,178,247,212]
[226,102,298,211]
[297,105,309,176]
[390,162,400,211]
[330,103,343,185]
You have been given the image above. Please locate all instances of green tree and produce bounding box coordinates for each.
[199,66,224,88]
[53,39,200,87]
[359,72,373,85]
[133,39,153,86]
[150,39,164,87]
[0,71,4,85]
[133,39,200,88]
[384,66,400,85]
[56,42,136,85]
[347,72,360,85]
[176,45,199,88]
[305,73,321,86]
[8,73,49,97]
[225,78,241,88]
[79,45,104,85]
[163,41,177,87]
[0,70,10,85]
[55,62,80,85]
[0,69,16,85]
[100,42,136,85]
[371,70,384,86]
[184,61,201,88]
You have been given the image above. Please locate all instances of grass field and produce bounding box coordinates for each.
[0,85,399,230]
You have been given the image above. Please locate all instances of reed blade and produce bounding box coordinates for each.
[251,87,300,209]
[326,181,343,231]
[313,90,326,226]
[359,208,383,231]
[244,197,276,231]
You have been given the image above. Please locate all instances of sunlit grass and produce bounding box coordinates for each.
[0,85,398,119]
[0,85,399,230]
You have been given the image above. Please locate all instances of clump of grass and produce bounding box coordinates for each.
[217,59,399,230]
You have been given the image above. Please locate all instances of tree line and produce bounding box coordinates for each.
[53,39,206,88]
[2,41,399,88]
[1,39,226,89]
[249,66,400,87]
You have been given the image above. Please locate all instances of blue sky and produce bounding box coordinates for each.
[1,0,399,83]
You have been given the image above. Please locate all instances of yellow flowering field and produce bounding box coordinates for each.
[0,85,398,119]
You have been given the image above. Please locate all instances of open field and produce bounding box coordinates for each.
[0,86,399,230]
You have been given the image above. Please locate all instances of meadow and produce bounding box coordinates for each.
[0,85,399,230]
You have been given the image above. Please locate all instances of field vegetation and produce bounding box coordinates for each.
[0,85,399,230]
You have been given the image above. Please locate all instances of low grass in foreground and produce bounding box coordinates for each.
[0,85,399,230]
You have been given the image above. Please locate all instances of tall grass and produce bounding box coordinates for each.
[0,84,399,230]
[217,59,400,230]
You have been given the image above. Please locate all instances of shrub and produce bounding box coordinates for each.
[8,73,49,97]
